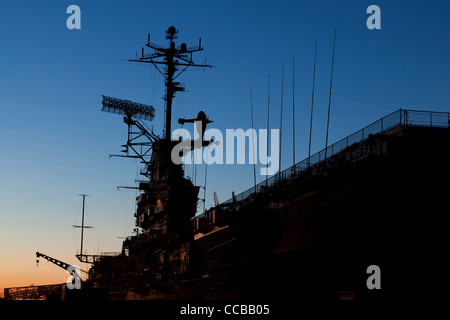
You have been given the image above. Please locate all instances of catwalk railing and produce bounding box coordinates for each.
[221,109,450,205]
[4,284,65,300]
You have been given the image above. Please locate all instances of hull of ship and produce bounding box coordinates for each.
[187,126,450,300]
[89,126,450,301]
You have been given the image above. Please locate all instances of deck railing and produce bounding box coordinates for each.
[221,109,450,205]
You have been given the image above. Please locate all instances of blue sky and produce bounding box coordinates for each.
[1,0,450,289]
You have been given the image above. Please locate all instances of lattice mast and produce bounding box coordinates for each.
[128,26,213,140]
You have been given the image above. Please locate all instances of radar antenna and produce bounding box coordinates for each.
[101,95,158,166]
[101,95,155,121]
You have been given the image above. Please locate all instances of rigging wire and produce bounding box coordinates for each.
[308,42,318,168]
[325,29,337,159]
[209,52,397,112]
[208,73,393,116]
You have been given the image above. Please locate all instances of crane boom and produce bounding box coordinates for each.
[36,252,88,274]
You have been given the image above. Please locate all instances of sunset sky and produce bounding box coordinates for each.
[1,0,450,292]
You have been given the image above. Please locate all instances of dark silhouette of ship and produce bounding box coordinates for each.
[6,27,449,301]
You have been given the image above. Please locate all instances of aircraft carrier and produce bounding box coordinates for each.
[4,27,450,301]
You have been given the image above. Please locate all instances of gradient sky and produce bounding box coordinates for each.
[1,0,450,292]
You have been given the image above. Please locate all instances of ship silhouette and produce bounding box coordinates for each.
[6,27,450,301]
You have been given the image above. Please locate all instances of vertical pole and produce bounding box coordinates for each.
[203,162,208,213]
[165,36,176,141]
[250,86,257,193]
[165,53,174,141]
[266,75,271,182]
[308,42,318,168]
[292,56,295,168]
[279,65,284,181]
[80,195,85,256]
[325,28,336,160]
